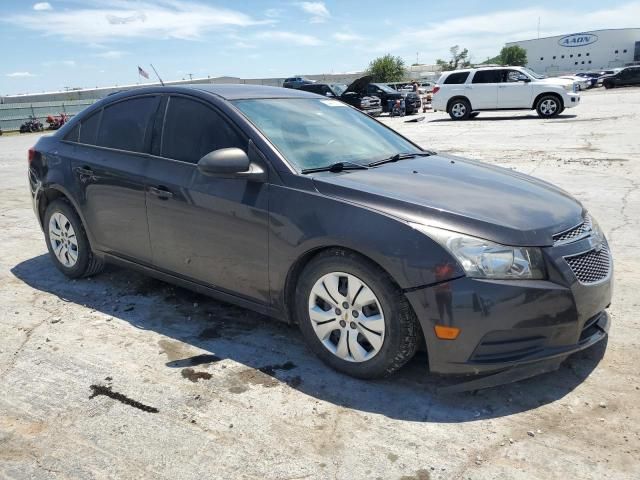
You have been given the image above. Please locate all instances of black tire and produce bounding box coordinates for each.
[603,82,614,89]
[535,95,562,118]
[448,98,471,120]
[44,199,104,278]
[296,249,420,379]
[469,112,480,118]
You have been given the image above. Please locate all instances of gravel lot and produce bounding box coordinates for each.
[1,87,639,480]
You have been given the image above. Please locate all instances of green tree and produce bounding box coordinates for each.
[436,45,471,71]
[366,54,406,82]
[499,45,528,66]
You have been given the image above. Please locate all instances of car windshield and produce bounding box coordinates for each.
[233,98,421,171]
[330,84,347,96]
[374,83,398,93]
[521,67,546,79]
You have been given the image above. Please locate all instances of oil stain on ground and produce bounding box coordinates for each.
[89,385,159,413]
[181,368,213,382]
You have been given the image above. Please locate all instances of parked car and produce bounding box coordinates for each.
[575,72,601,88]
[283,76,315,89]
[432,66,580,120]
[602,66,640,89]
[559,75,591,91]
[28,84,611,389]
[366,83,421,114]
[299,76,383,116]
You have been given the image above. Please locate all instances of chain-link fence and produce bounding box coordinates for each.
[0,99,96,132]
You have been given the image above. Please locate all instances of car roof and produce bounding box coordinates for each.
[103,83,320,101]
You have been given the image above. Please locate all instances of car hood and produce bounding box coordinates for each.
[344,75,373,95]
[537,77,574,86]
[312,155,584,246]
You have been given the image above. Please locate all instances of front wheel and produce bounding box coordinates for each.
[448,99,471,120]
[44,199,104,278]
[296,249,419,379]
[536,95,562,118]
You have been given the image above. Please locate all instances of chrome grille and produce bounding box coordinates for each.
[565,242,611,284]
[553,216,592,244]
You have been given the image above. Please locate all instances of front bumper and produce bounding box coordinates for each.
[564,92,581,108]
[362,106,383,116]
[405,235,612,377]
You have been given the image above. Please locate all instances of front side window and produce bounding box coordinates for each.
[233,98,420,172]
[161,96,244,164]
[505,70,529,82]
[97,96,159,153]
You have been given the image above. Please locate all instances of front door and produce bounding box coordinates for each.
[145,95,269,304]
[497,69,533,108]
[69,95,160,263]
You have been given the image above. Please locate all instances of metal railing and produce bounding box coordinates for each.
[0,99,96,132]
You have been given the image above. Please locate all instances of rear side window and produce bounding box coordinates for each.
[472,70,501,83]
[161,96,244,164]
[96,96,159,153]
[444,72,470,84]
[78,111,101,145]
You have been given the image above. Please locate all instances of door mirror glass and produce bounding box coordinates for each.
[197,148,250,176]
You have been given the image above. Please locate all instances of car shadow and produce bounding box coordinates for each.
[428,114,578,123]
[11,254,606,423]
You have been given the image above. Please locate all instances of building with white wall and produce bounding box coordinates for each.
[505,28,640,75]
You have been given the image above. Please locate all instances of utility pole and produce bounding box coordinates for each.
[416,52,419,65]
[188,73,193,81]
[537,17,540,39]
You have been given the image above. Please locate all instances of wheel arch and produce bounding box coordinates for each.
[446,95,472,112]
[532,91,564,110]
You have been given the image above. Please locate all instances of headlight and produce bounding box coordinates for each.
[563,84,574,91]
[411,224,546,280]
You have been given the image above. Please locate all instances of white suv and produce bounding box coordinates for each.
[432,66,580,120]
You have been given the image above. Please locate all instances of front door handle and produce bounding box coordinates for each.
[149,186,173,200]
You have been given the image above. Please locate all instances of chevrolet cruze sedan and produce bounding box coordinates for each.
[28,85,612,388]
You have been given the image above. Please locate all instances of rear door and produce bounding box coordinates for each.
[497,69,533,108]
[467,70,499,109]
[144,94,270,303]
[68,95,160,263]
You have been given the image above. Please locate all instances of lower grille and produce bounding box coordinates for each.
[565,242,611,284]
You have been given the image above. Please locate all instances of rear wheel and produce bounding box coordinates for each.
[296,250,419,379]
[448,99,471,120]
[44,199,104,278]
[603,81,614,89]
[536,95,561,118]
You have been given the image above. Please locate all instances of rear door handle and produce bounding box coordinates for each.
[149,186,173,200]
[74,166,94,175]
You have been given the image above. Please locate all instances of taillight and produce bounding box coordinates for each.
[28,147,36,165]
[432,86,440,95]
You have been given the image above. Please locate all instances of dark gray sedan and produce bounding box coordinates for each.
[28,84,612,388]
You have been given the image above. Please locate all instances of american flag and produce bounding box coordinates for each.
[138,66,149,79]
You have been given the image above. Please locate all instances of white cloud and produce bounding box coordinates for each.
[256,30,322,46]
[372,3,640,63]
[8,1,269,41]
[43,59,76,67]
[33,2,52,11]
[95,50,127,59]
[333,32,363,42]
[6,72,36,77]
[296,2,330,23]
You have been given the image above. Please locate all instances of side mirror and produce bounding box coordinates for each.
[522,77,531,83]
[197,148,250,176]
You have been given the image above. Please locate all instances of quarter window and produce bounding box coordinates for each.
[161,96,244,164]
[78,110,101,145]
[96,96,159,153]
[63,123,80,142]
[444,72,470,84]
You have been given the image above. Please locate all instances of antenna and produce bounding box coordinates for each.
[150,64,165,86]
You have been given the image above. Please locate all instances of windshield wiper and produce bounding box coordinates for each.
[301,161,369,174]
[368,151,434,167]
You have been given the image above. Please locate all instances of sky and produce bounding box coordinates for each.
[1,0,639,95]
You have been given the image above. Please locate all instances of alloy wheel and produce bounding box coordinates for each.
[308,272,385,362]
[540,99,558,116]
[48,212,79,267]
[451,102,466,118]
